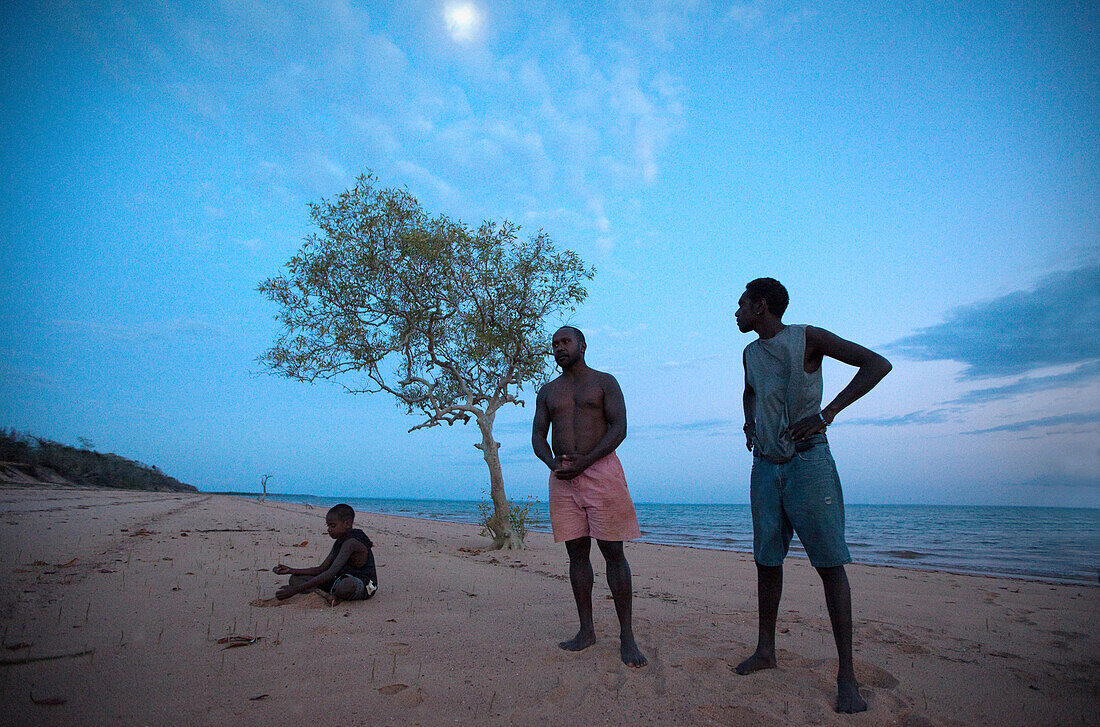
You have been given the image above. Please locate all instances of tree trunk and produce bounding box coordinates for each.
[476,411,523,549]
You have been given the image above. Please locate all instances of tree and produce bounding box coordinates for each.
[258,173,593,549]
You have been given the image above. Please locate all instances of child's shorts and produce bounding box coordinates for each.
[330,574,377,600]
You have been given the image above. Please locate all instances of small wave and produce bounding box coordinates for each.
[884,549,928,560]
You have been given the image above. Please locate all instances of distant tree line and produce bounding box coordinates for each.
[0,429,197,493]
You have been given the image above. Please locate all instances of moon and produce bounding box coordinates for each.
[444,2,481,42]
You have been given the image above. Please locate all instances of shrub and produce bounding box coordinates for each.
[477,494,538,544]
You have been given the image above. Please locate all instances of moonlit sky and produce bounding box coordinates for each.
[2,1,1097,506]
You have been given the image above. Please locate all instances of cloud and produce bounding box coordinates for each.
[727,3,765,31]
[632,418,738,437]
[588,322,649,341]
[888,263,1100,379]
[661,353,723,370]
[842,409,954,427]
[1010,473,1100,489]
[67,316,236,343]
[967,411,1100,435]
[393,160,462,206]
[727,2,819,35]
[950,360,1100,405]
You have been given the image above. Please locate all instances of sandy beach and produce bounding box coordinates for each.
[0,486,1095,726]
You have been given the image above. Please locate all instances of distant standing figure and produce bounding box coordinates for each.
[733,278,891,714]
[532,326,646,668]
[273,503,378,602]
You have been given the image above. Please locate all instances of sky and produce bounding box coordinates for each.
[1,1,1097,507]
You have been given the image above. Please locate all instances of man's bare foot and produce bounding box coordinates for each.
[733,650,776,675]
[836,680,867,713]
[559,629,596,652]
[620,635,647,667]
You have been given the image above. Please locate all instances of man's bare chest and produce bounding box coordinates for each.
[548,382,604,415]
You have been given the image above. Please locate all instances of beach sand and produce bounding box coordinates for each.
[0,486,1095,726]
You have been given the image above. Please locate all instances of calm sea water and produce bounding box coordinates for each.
[242,494,1100,585]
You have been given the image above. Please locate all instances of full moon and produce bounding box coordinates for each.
[444,2,481,42]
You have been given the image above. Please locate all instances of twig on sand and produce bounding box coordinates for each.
[217,635,261,649]
[1,649,95,667]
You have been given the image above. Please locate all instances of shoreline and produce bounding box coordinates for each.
[2,486,1096,726]
[227,490,1100,587]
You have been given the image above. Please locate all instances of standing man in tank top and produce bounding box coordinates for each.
[732,278,892,714]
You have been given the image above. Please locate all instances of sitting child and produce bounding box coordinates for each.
[273,503,378,601]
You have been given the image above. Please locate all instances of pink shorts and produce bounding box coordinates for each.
[548,452,641,543]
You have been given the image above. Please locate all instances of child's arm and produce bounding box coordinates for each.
[273,563,324,576]
[275,542,356,600]
[272,548,337,577]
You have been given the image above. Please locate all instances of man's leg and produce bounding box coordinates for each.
[734,563,782,674]
[560,536,595,651]
[596,539,646,667]
[817,565,867,713]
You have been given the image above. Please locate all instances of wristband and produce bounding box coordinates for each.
[819,412,828,427]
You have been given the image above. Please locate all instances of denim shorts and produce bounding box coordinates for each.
[750,434,851,568]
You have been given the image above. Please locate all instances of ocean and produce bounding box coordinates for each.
[241,494,1100,586]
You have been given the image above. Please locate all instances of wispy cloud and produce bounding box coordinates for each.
[950,360,1100,405]
[64,316,236,343]
[968,411,1100,435]
[1010,473,1100,489]
[106,2,688,246]
[632,418,738,437]
[727,1,819,35]
[843,409,954,427]
[660,353,723,370]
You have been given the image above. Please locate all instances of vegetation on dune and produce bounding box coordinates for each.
[0,429,197,492]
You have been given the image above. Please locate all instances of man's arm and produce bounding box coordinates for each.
[789,326,892,441]
[532,386,557,470]
[743,349,756,452]
[554,373,627,479]
[276,542,356,600]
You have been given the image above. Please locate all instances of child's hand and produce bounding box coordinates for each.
[273,564,291,575]
[275,584,296,600]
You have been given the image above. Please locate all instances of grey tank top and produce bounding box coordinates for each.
[744,324,823,462]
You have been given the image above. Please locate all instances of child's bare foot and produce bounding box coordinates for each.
[836,680,867,713]
[733,649,776,675]
[559,628,595,652]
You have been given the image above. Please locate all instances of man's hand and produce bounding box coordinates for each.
[272,564,291,575]
[788,412,828,441]
[275,584,297,600]
[744,424,755,451]
[553,454,590,480]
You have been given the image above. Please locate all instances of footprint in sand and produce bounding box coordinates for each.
[896,641,929,655]
[897,711,937,727]
[696,704,782,727]
[853,659,900,689]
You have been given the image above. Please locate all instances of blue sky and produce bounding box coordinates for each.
[1,1,1097,507]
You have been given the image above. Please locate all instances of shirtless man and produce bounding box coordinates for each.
[532,326,646,668]
[733,278,891,714]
